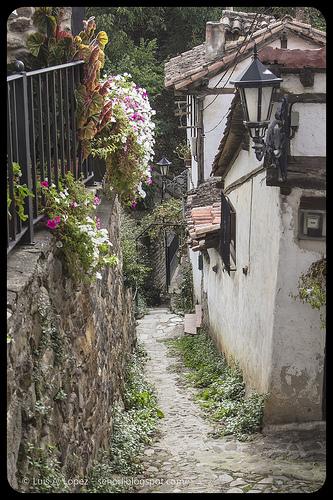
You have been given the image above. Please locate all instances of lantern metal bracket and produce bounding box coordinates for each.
[251,96,291,182]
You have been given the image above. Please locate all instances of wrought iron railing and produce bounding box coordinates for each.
[7,60,94,253]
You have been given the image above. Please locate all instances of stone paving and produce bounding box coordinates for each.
[134,308,326,494]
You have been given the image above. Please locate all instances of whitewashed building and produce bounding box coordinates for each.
[165,10,326,424]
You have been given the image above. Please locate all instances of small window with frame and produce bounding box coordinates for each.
[299,197,326,240]
[220,191,236,274]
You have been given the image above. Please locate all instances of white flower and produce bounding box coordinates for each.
[55,241,63,248]
[96,272,103,280]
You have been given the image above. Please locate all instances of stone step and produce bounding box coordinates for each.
[195,304,202,327]
[184,314,197,335]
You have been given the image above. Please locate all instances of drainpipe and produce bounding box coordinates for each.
[197,97,205,185]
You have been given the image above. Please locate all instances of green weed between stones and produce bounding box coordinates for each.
[86,342,164,493]
[166,332,267,441]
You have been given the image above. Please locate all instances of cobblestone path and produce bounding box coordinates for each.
[134,308,326,494]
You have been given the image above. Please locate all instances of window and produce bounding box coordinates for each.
[299,197,326,240]
[220,191,236,274]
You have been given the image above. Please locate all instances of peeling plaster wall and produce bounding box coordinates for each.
[201,170,281,394]
[265,188,326,424]
[290,103,326,156]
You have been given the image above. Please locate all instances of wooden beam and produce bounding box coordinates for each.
[288,156,326,176]
[194,87,236,96]
[266,156,326,190]
[273,92,326,103]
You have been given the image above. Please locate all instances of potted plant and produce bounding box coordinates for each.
[174,141,191,167]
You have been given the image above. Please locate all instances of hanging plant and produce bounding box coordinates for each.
[91,73,155,203]
[73,17,109,160]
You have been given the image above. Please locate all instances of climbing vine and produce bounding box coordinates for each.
[293,258,326,328]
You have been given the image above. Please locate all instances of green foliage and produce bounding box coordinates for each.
[25,443,69,493]
[86,343,162,493]
[293,258,326,328]
[87,7,223,170]
[135,292,149,319]
[171,259,194,314]
[166,332,266,440]
[7,162,34,222]
[105,37,164,100]
[120,211,152,292]
[141,198,184,239]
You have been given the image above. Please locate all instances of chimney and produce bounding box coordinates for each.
[205,21,225,59]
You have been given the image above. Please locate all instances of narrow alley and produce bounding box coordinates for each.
[134,308,325,494]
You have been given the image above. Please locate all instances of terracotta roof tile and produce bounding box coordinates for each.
[185,179,222,252]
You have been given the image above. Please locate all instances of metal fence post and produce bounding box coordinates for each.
[16,67,34,244]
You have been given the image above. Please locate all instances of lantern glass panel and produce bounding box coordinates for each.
[160,164,169,176]
[243,87,260,122]
[261,86,274,122]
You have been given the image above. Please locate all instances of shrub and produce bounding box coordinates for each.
[166,332,266,440]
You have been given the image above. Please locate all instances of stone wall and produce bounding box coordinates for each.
[7,193,136,491]
[7,7,72,64]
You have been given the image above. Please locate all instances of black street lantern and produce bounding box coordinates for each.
[156,157,172,201]
[156,157,172,177]
[231,44,282,160]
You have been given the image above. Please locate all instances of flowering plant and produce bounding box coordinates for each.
[40,172,117,283]
[91,73,155,203]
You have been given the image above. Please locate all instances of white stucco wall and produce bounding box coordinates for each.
[290,103,326,156]
[201,170,281,393]
[265,188,326,423]
[203,94,234,178]
[186,30,326,423]
[189,250,202,304]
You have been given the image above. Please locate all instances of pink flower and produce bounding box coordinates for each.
[54,216,61,224]
[96,216,101,229]
[46,219,57,229]
[146,177,153,186]
[131,201,137,209]
[41,181,49,188]
[70,201,78,208]
[93,196,101,206]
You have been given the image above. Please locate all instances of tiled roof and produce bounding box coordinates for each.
[185,178,222,252]
[220,9,276,37]
[165,15,326,91]
[186,204,221,252]
[258,45,326,69]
